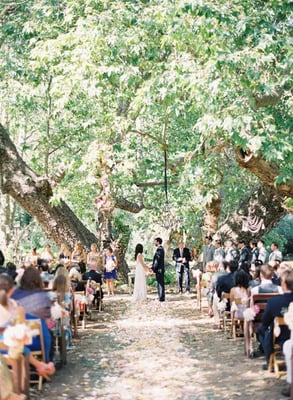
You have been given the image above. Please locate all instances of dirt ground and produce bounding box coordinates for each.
[29,289,287,400]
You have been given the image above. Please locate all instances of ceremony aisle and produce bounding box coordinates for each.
[31,292,285,400]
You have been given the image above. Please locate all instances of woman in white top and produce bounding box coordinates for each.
[132,243,152,303]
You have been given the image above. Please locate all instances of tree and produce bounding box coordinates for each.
[0,124,97,250]
[0,0,292,261]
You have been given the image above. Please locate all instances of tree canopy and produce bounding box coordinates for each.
[0,0,292,255]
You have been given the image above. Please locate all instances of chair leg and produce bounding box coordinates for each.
[268,353,274,373]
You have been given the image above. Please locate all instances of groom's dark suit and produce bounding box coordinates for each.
[173,247,191,293]
[152,245,165,302]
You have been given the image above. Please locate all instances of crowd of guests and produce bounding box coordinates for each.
[197,236,293,398]
[0,241,117,397]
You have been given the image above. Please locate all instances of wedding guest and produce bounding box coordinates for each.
[224,240,239,263]
[71,242,87,274]
[40,244,55,268]
[58,243,71,263]
[257,270,293,370]
[249,240,259,266]
[237,239,250,267]
[250,264,282,295]
[257,240,268,264]
[230,269,250,318]
[213,240,225,271]
[87,243,100,265]
[216,260,238,299]
[12,267,51,320]
[5,262,17,282]
[25,246,39,267]
[83,260,104,308]
[269,242,282,263]
[103,247,117,296]
[0,274,55,380]
[202,236,215,272]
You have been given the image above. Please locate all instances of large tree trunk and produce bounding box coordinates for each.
[0,124,97,251]
[235,146,293,200]
[217,185,285,242]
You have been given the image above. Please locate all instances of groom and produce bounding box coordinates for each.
[151,237,165,302]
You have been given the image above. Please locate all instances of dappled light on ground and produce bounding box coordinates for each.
[32,293,286,400]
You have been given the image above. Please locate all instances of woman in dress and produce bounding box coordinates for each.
[132,244,152,303]
[71,242,87,274]
[103,247,117,296]
[230,269,250,318]
[58,243,71,264]
[87,243,100,265]
[0,274,55,381]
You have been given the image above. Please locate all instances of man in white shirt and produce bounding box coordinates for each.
[257,240,268,264]
[269,242,282,263]
[251,264,283,295]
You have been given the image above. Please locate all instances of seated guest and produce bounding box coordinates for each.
[230,269,250,318]
[272,261,292,286]
[216,260,238,300]
[0,274,55,380]
[210,262,227,328]
[11,267,52,362]
[250,264,282,295]
[83,260,104,308]
[257,270,293,370]
[12,267,51,320]
[51,274,73,350]
[38,260,54,287]
[5,262,17,282]
[249,260,262,288]
[68,265,82,285]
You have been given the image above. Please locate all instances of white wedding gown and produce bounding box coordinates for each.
[132,261,147,303]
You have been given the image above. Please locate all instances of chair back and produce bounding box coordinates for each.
[26,318,46,390]
[251,293,280,331]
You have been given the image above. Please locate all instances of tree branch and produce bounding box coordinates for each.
[130,129,168,149]
[113,196,144,213]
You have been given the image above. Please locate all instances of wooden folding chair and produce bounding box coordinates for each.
[26,318,46,390]
[197,280,209,311]
[0,341,29,397]
[268,316,287,378]
[219,293,232,332]
[244,293,280,358]
[231,298,245,339]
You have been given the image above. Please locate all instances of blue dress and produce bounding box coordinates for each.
[104,255,117,280]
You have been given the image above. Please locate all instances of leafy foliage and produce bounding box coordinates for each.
[0,0,292,251]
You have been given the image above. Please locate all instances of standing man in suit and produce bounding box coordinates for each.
[238,239,251,267]
[257,270,293,372]
[173,242,192,295]
[151,237,165,302]
[202,236,215,272]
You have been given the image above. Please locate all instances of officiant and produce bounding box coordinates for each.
[173,242,192,295]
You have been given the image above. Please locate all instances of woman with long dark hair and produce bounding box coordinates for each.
[132,243,152,303]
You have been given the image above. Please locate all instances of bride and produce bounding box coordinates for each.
[132,243,152,303]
